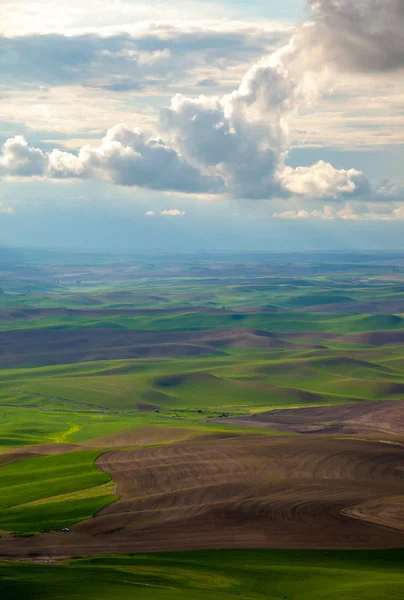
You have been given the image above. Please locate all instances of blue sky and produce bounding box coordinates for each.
[0,0,403,250]
[212,0,304,19]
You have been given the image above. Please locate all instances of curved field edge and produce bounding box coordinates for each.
[2,549,404,599]
[0,450,117,536]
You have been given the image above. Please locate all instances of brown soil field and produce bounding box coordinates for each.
[0,443,85,467]
[2,433,404,558]
[223,400,404,434]
[82,426,201,448]
[0,328,309,367]
[344,495,404,532]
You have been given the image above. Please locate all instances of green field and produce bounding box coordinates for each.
[0,451,115,534]
[2,549,404,599]
[2,339,404,416]
[0,406,165,448]
[1,311,404,333]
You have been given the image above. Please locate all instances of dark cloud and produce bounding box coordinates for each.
[306,0,404,72]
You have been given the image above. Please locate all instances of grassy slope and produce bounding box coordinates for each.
[0,406,167,448]
[0,364,361,413]
[3,342,404,413]
[0,404,284,452]
[2,549,404,599]
[0,311,403,332]
[0,451,115,534]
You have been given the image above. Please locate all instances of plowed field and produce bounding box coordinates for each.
[2,433,404,558]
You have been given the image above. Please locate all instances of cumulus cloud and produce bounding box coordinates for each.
[48,124,222,193]
[160,81,289,199]
[274,203,404,221]
[306,0,404,72]
[0,136,47,177]
[274,205,346,220]
[271,0,404,91]
[0,0,402,206]
[279,161,372,200]
[160,209,185,216]
[0,125,223,193]
[145,208,185,216]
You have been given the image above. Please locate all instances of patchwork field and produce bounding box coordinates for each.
[2,249,404,598]
[3,431,404,559]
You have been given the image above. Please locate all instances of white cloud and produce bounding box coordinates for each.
[273,209,311,220]
[160,209,185,216]
[0,0,402,207]
[0,125,223,193]
[279,161,371,200]
[47,124,223,193]
[159,59,293,199]
[274,203,404,221]
[145,208,185,216]
[0,135,47,177]
[273,206,337,220]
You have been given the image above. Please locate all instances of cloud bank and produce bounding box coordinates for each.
[274,203,404,222]
[0,23,287,91]
[1,0,403,205]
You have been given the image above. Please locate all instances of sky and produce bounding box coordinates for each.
[0,0,403,251]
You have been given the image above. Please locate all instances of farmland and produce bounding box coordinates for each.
[0,451,115,535]
[2,249,404,597]
[3,550,404,600]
